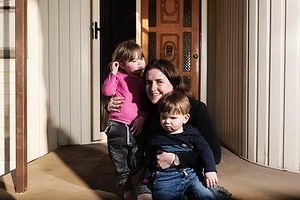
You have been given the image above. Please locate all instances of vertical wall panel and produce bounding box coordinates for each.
[56,0,91,145]
[214,0,300,173]
[80,0,91,144]
[284,0,300,171]
[269,0,285,168]
[70,0,81,144]
[241,0,248,156]
[47,0,91,147]
[39,0,49,154]
[215,0,246,156]
[59,0,71,145]
[0,59,16,175]
[27,0,47,161]
[48,0,60,151]
[247,0,258,161]
[257,0,270,165]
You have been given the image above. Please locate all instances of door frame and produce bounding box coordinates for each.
[92,0,103,141]
[91,0,208,140]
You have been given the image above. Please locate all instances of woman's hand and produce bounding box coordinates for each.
[131,116,146,136]
[156,151,176,169]
[107,96,125,112]
[205,171,218,188]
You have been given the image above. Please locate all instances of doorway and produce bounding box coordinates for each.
[92,0,202,140]
[92,0,136,139]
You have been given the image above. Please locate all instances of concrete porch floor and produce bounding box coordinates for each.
[1,142,300,200]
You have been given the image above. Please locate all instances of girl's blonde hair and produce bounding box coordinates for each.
[157,91,191,115]
[111,40,144,63]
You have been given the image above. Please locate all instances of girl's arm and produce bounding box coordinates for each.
[102,61,119,96]
[102,73,118,96]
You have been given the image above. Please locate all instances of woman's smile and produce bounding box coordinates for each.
[145,68,173,104]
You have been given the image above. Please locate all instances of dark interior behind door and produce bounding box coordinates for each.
[100,0,136,131]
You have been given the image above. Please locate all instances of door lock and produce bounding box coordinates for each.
[193,53,199,59]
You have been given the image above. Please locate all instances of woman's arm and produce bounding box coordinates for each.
[189,99,221,164]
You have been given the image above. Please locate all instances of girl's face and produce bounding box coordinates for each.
[122,51,145,75]
[145,68,174,104]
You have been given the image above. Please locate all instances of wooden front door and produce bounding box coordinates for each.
[141,0,201,99]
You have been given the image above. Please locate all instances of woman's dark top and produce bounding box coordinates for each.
[138,98,221,169]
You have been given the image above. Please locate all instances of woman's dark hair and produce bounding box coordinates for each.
[143,59,194,98]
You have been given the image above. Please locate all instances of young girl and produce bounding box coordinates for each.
[102,40,147,200]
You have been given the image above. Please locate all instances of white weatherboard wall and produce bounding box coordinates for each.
[215,0,300,173]
[248,0,300,172]
[0,59,16,175]
[27,0,92,160]
[0,0,92,176]
[0,0,16,175]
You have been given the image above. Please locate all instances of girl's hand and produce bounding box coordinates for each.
[107,96,125,112]
[110,61,119,74]
[205,171,218,188]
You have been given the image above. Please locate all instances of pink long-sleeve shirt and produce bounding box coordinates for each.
[102,71,145,125]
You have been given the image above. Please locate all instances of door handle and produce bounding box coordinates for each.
[91,21,101,39]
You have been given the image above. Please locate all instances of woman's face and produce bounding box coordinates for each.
[145,68,174,104]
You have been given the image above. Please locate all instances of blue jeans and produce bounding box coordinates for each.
[105,121,144,192]
[152,168,216,200]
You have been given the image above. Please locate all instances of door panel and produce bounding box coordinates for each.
[142,0,201,99]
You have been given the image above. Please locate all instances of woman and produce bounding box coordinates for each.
[107,59,224,200]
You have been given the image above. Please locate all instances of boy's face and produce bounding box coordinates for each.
[122,51,145,75]
[160,112,190,134]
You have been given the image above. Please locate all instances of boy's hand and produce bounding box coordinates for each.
[205,171,218,188]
